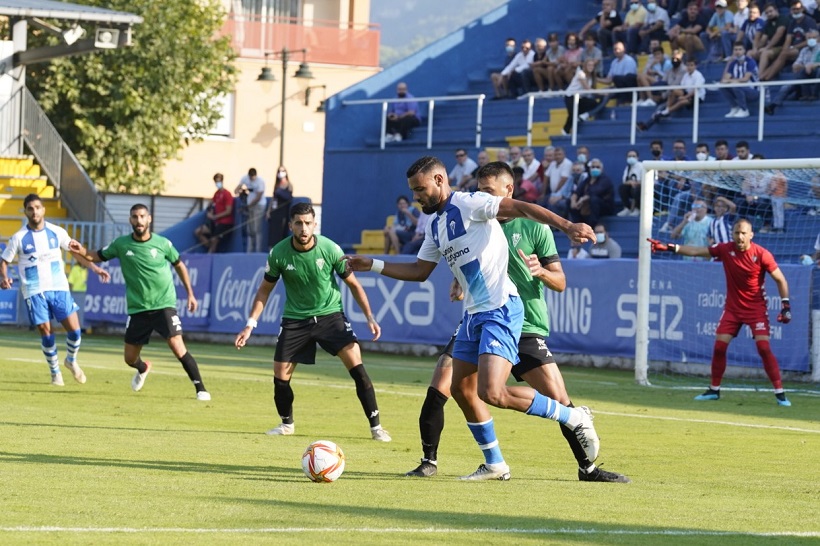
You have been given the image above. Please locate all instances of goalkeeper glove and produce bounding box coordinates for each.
[647,238,679,254]
[777,299,791,324]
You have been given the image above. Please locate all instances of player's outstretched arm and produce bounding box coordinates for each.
[646,238,711,259]
[235,278,276,349]
[342,255,438,282]
[73,252,110,284]
[497,198,595,243]
[342,273,381,341]
[68,240,103,263]
[0,259,12,289]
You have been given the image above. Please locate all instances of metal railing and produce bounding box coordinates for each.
[340,77,820,150]
[18,87,116,224]
[342,94,486,150]
[524,76,820,146]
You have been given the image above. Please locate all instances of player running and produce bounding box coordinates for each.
[1,193,110,386]
[648,218,792,406]
[345,158,600,480]
[404,169,629,482]
[234,202,391,441]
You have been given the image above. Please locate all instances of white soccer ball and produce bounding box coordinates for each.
[302,440,345,483]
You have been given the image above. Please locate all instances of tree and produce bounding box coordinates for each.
[26,0,237,193]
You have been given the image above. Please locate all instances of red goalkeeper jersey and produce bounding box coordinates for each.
[709,241,778,319]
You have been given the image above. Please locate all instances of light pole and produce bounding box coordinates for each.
[258,48,314,167]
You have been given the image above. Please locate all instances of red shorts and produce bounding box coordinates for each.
[716,309,770,337]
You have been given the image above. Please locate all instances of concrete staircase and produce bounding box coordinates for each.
[0,156,65,244]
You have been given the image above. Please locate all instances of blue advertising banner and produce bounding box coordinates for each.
[0,289,18,323]
[84,253,811,371]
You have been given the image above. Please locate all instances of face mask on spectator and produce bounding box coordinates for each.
[595,233,606,244]
[801,255,814,266]
[397,92,406,98]
[626,156,637,166]
[809,38,818,48]
[651,149,662,158]
[215,182,223,189]
[647,2,657,11]
[696,152,708,161]
[577,153,587,163]
[506,45,515,54]
[793,11,804,19]
[590,167,602,177]
[671,59,682,68]
[278,171,288,179]
[674,149,685,160]
[630,2,640,11]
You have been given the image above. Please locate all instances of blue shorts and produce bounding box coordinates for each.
[25,290,78,326]
[452,295,523,366]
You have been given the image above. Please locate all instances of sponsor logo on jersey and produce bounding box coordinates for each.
[28,255,37,262]
[756,321,765,330]
[512,233,521,247]
[442,245,471,266]
[24,244,34,251]
[449,220,456,234]
[315,258,325,270]
[125,250,135,257]
[488,339,501,348]
[150,249,158,258]
[286,264,296,271]
[752,255,757,262]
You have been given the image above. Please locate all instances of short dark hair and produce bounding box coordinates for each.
[715,139,729,148]
[23,193,42,208]
[248,167,257,177]
[736,140,749,149]
[512,166,525,176]
[696,142,709,150]
[651,139,663,148]
[130,203,149,214]
[406,156,445,179]
[290,202,315,219]
[476,161,514,181]
[396,195,410,205]
[213,172,224,182]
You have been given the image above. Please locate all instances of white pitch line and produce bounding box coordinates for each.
[0,526,817,537]
[594,410,820,434]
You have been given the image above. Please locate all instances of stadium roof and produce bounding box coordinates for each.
[0,0,141,24]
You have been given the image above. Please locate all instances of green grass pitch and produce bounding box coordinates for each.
[0,327,818,545]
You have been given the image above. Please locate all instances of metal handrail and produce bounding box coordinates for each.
[342,94,486,150]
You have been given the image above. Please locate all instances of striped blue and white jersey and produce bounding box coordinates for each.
[417,191,518,314]
[1,222,71,298]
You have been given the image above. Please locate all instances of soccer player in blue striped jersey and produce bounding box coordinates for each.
[0,194,110,385]
[345,157,601,480]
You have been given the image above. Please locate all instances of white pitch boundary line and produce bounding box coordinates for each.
[0,526,818,537]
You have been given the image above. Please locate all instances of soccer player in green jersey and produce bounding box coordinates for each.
[69,204,210,401]
[405,164,630,482]
[234,202,391,441]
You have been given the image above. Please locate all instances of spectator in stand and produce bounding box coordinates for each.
[590,224,622,258]
[704,0,738,62]
[541,147,573,205]
[736,167,773,232]
[567,242,591,260]
[639,1,672,53]
[580,0,624,56]
[384,195,420,254]
[460,149,490,193]
[637,44,673,106]
[529,37,551,92]
[491,37,518,99]
[236,167,267,253]
[562,59,606,135]
[597,42,639,105]
[764,28,820,114]
[534,146,555,190]
[509,146,525,169]
[401,212,431,255]
[751,3,789,76]
[693,142,718,202]
[450,148,479,190]
[730,0,751,49]
[558,33,585,89]
[671,198,714,260]
[669,2,709,60]
[768,169,789,233]
[195,173,235,253]
[614,0,649,55]
[546,160,587,219]
[760,0,817,80]
[665,142,714,231]
[720,41,759,118]
[580,34,604,76]
[267,165,294,246]
[707,195,738,245]
[501,39,535,98]
[570,158,616,226]
[617,149,645,216]
[520,147,541,183]
[511,165,539,203]
[576,145,592,168]
[536,33,566,91]
[496,147,510,165]
[733,140,755,160]
[739,2,765,50]
[638,56,705,131]
[658,140,691,231]
[385,82,421,143]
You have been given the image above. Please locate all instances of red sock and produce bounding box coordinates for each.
[756,339,783,391]
[711,340,729,388]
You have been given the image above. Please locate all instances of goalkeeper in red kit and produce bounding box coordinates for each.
[648,218,793,406]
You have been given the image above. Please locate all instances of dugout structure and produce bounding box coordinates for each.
[636,158,820,386]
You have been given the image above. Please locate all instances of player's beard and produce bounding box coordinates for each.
[420,187,442,215]
[132,224,147,237]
